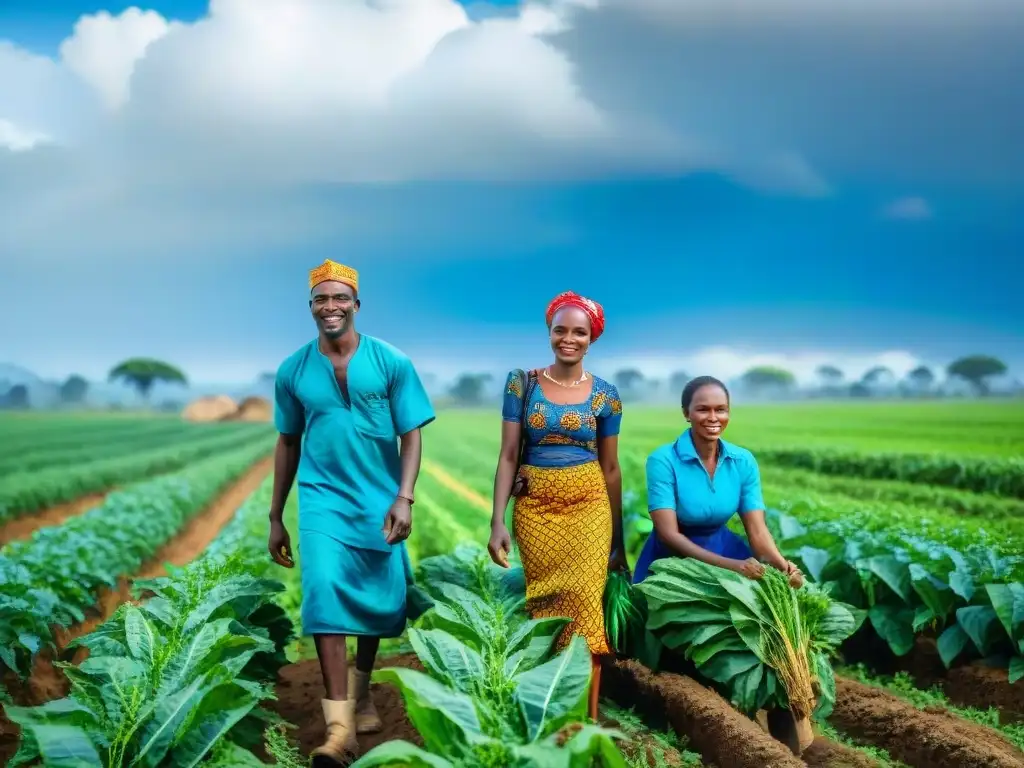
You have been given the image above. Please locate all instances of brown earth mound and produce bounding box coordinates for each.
[224,396,272,423]
[844,632,1024,722]
[830,676,1024,768]
[181,394,238,422]
[602,658,805,768]
[803,736,883,767]
[270,653,423,758]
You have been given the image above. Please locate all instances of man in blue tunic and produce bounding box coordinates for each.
[268,259,435,765]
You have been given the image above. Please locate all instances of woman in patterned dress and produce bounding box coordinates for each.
[488,290,627,721]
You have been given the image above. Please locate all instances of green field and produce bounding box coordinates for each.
[1,401,1022,766]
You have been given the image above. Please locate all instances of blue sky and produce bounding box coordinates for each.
[1,0,1021,386]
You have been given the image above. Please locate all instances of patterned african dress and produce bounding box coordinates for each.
[502,370,623,656]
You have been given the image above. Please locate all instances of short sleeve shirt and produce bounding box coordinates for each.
[645,429,765,529]
[274,335,435,551]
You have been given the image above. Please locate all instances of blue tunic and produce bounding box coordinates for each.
[274,334,435,636]
[633,429,765,583]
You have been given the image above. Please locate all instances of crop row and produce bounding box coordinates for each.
[767,508,1024,683]
[0,425,274,522]
[353,545,628,767]
[751,446,1024,499]
[0,419,265,475]
[5,477,295,767]
[0,440,272,680]
[761,485,1024,557]
[763,465,1024,520]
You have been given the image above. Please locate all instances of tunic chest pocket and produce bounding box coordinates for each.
[355,394,395,439]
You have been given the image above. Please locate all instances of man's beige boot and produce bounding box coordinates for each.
[350,668,383,734]
[310,698,359,766]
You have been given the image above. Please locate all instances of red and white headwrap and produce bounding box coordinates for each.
[545,291,606,342]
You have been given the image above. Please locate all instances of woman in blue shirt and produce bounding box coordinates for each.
[633,375,802,586]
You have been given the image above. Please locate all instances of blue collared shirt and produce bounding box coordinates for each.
[274,334,435,552]
[645,429,765,530]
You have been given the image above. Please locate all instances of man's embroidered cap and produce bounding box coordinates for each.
[309,260,359,292]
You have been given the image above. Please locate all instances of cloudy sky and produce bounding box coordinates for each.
[1,0,1021,386]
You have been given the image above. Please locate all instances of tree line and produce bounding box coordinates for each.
[442,354,1013,406]
[0,354,1014,410]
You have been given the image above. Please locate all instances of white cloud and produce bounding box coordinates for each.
[0,0,1020,262]
[0,119,49,151]
[882,196,933,220]
[59,8,179,110]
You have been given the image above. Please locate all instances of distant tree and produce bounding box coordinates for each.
[815,365,844,385]
[449,373,492,406]
[3,384,29,409]
[108,358,188,401]
[614,369,645,397]
[947,355,1008,395]
[861,366,895,386]
[905,365,935,394]
[60,374,89,404]
[669,370,691,397]
[740,366,796,391]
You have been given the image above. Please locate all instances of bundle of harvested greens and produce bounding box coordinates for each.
[603,570,646,655]
[635,557,864,747]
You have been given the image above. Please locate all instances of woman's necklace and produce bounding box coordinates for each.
[544,367,589,388]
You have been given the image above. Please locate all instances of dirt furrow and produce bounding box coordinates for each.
[603,658,806,768]
[269,653,423,759]
[0,492,110,547]
[802,736,883,767]
[0,457,273,764]
[829,676,1024,768]
[844,632,1024,722]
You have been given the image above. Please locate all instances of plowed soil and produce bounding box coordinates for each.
[269,653,423,759]
[0,456,273,765]
[830,676,1024,768]
[0,492,109,547]
[803,736,882,767]
[602,658,805,768]
[844,631,1024,722]
[138,456,273,578]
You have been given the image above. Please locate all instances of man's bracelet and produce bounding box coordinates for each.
[398,494,415,505]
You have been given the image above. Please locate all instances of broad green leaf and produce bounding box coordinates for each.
[868,605,915,656]
[408,628,484,693]
[506,617,571,657]
[428,600,490,651]
[513,634,592,742]
[936,624,970,669]
[374,667,483,756]
[861,556,913,603]
[124,605,156,665]
[726,663,763,713]
[794,547,831,583]
[984,583,1024,643]
[24,724,102,768]
[351,740,454,767]
[514,724,628,768]
[699,651,761,683]
[909,564,957,623]
[691,633,751,667]
[1009,655,1024,684]
[815,602,861,647]
[165,681,261,768]
[811,651,837,720]
[181,576,283,635]
[913,606,937,633]
[956,605,1004,656]
[134,674,209,767]
[948,570,975,602]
